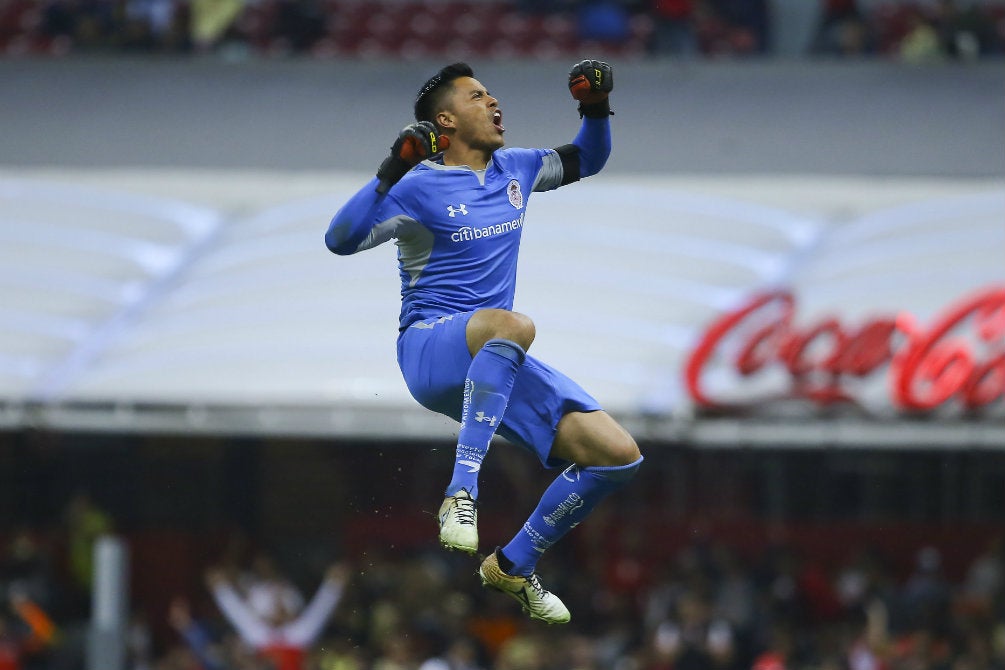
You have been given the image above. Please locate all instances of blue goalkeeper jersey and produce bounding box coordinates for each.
[326,118,611,330]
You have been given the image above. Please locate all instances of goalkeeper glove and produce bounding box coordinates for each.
[376,121,449,194]
[568,59,614,119]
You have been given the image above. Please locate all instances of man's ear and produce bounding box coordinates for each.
[436,110,455,131]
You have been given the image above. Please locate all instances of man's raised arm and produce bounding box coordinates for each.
[551,59,614,187]
[326,122,445,255]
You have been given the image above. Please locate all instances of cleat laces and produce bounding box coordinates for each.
[526,573,546,599]
[451,497,477,525]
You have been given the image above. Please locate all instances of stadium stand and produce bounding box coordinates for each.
[3,0,1003,58]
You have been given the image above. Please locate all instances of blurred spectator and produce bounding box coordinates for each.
[418,635,485,670]
[836,548,887,614]
[577,1,631,44]
[168,597,217,670]
[167,596,243,670]
[0,590,59,670]
[751,623,796,670]
[756,544,805,625]
[120,0,177,50]
[898,8,943,63]
[847,598,892,670]
[240,553,305,621]
[648,0,698,57]
[710,546,757,644]
[492,634,548,670]
[372,635,421,670]
[708,0,770,54]
[649,590,738,670]
[810,0,873,56]
[205,561,349,670]
[934,0,998,60]
[189,0,244,52]
[960,536,1003,616]
[890,624,953,670]
[63,491,113,617]
[271,0,325,53]
[41,0,117,50]
[901,547,951,632]
[1,531,55,612]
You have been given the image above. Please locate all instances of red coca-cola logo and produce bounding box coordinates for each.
[685,285,1005,412]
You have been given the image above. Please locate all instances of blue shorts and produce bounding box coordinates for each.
[396,311,602,469]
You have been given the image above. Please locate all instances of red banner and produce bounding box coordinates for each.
[685,285,1005,413]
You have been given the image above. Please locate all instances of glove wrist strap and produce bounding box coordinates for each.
[376,155,411,194]
[578,98,613,119]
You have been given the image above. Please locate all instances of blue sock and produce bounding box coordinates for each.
[445,338,526,499]
[501,455,643,576]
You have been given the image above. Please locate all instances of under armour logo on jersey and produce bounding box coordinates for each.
[474,411,497,426]
[447,204,468,217]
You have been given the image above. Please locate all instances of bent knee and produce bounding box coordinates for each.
[468,309,536,353]
[497,311,536,349]
[553,413,641,467]
[609,432,641,466]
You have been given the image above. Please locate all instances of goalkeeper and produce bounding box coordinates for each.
[325,60,642,624]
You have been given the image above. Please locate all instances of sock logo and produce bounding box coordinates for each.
[456,444,485,473]
[474,411,497,426]
[458,460,481,473]
[522,522,553,553]
[542,494,585,527]
[561,464,580,482]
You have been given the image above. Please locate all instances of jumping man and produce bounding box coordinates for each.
[325,60,643,624]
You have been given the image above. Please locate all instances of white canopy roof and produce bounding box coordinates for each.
[1,170,1002,445]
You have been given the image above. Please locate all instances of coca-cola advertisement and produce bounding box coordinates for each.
[685,285,1005,417]
[683,190,1004,422]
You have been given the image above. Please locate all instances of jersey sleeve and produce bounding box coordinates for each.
[527,114,612,193]
[572,116,611,178]
[325,177,420,255]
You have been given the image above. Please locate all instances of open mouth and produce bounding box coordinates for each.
[492,109,505,133]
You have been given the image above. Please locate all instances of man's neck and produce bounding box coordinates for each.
[442,146,492,171]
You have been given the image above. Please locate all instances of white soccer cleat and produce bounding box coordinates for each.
[437,489,478,554]
[478,550,571,624]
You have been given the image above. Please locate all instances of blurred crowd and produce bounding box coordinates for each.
[2,493,1004,670]
[1,0,1002,59]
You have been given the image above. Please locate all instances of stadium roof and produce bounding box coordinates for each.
[1,170,1002,446]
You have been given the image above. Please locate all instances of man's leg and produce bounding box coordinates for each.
[480,410,642,623]
[445,342,525,499]
[438,309,535,553]
[497,410,641,571]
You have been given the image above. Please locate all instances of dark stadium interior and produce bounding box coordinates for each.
[2,431,1005,668]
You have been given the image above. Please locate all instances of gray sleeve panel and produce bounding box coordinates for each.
[395,218,435,287]
[532,150,565,192]
[354,214,419,252]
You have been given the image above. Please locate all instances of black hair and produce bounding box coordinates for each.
[414,62,474,124]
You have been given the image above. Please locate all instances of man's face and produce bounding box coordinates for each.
[440,76,506,153]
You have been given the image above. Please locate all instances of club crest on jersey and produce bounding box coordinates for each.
[507,180,523,209]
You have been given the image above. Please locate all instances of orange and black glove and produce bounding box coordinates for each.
[376,121,450,194]
[568,59,614,119]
